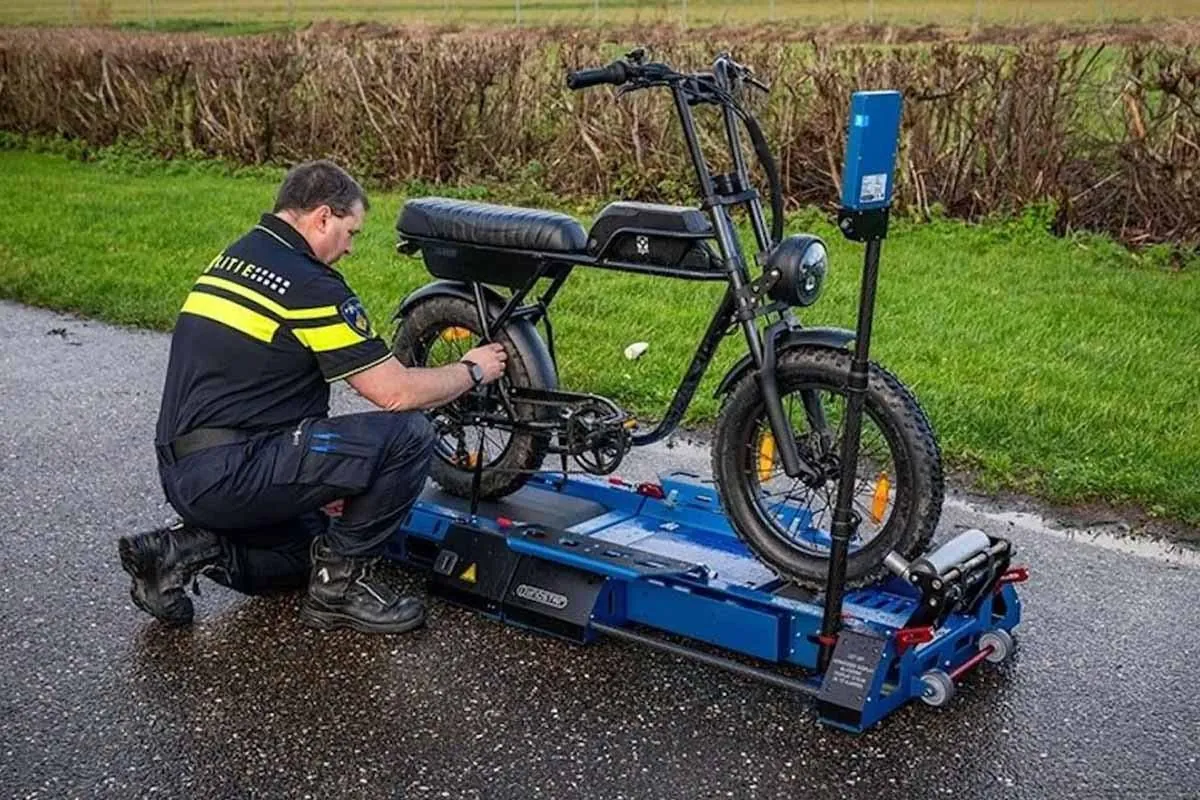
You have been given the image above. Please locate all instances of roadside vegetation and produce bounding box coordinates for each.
[2,0,1196,28]
[1,146,1196,527]
[2,25,1199,249]
[2,13,1197,529]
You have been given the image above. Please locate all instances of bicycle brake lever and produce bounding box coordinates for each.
[616,78,668,99]
[746,75,771,94]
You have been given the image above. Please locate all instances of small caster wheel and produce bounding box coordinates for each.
[919,669,956,708]
[979,629,1014,664]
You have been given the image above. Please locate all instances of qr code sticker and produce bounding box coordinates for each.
[859,173,887,203]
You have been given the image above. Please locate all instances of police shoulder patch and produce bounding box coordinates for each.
[339,296,374,337]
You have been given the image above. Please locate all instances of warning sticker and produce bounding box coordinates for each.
[859,173,888,203]
[459,563,478,584]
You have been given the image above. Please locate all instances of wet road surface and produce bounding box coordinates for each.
[2,301,1198,799]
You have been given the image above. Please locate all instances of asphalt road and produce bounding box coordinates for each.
[2,300,1198,800]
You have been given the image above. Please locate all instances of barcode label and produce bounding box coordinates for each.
[860,173,888,203]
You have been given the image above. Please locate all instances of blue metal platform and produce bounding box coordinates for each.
[384,471,1023,733]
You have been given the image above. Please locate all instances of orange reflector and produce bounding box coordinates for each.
[871,472,890,523]
[440,326,472,342]
[757,433,776,482]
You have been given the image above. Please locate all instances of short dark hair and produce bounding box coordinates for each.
[273,160,369,216]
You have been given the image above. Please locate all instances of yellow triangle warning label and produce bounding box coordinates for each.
[459,563,477,584]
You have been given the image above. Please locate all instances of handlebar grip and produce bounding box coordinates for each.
[566,61,630,91]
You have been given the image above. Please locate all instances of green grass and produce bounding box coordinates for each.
[3,0,1196,28]
[1,149,1198,525]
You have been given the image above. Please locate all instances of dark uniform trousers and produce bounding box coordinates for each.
[157,411,436,595]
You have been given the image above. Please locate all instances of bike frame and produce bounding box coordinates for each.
[438,69,811,471]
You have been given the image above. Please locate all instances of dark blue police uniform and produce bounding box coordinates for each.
[154,214,434,595]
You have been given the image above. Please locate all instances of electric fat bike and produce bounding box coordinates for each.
[391,49,944,588]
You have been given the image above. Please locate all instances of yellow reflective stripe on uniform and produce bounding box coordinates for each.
[195,275,337,320]
[181,292,279,343]
[292,322,367,352]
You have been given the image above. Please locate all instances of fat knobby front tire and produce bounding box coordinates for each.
[712,345,944,588]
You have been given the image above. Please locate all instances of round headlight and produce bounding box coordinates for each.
[765,234,828,307]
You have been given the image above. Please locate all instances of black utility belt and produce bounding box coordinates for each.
[170,427,254,461]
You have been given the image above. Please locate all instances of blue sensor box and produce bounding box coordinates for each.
[840,91,903,212]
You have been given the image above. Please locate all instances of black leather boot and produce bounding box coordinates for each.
[299,537,426,634]
[118,522,226,627]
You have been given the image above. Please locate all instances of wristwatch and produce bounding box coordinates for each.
[460,359,484,387]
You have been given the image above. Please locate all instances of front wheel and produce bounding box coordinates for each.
[712,346,944,588]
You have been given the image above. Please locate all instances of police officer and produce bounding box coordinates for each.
[118,160,506,633]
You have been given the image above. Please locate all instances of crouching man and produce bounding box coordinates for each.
[119,160,505,633]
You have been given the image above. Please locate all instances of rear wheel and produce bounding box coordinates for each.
[392,295,549,499]
[712,345,943,588]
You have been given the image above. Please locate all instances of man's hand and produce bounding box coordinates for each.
[461,343,507,384]
[322,499,344,517]
[346,343,508,412]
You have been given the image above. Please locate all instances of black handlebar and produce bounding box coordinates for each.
[566,61,631,91]
[567,54,766,97]
[566,51,785,246]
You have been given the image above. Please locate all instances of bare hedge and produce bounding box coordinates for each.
[1,25,1197,247]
